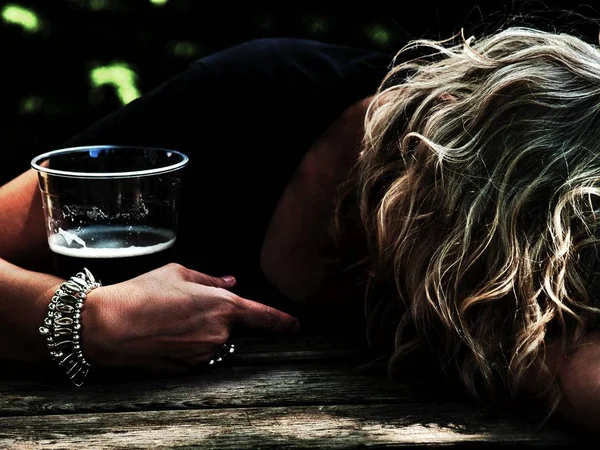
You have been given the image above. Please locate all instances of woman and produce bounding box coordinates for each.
[2,27,600,434]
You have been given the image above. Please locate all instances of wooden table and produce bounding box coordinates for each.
[0,331,590,449]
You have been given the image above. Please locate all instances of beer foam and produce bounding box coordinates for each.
[56,227,87,248]
[49,238,176,259]
[48,225,176,259]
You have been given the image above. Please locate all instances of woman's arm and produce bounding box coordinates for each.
[0,258,62,361]
[551,332,600,434]
[0,256,301,368]
[0,169,53,271]
[260,96,372,304]
[0,169,300,369]
[0,169,62,361]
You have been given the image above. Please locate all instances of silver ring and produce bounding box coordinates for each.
[208,343,235,366]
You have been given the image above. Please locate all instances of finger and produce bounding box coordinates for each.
[231,297,300,333]
[175,265,237,288]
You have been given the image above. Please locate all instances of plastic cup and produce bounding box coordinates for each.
[31,145,189,285]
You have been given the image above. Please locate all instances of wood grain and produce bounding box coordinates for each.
[0,333,583,447]
[0,403,573,449]
[0,363,426,417]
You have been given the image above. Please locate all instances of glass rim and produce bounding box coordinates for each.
[30,145,189,179]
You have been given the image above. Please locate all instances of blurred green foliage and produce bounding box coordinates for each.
[1,0,598,183]
[90,63,140,104]
[1,2,416,185]
[2,4,40,33]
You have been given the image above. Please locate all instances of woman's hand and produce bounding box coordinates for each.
[79,263,300,372]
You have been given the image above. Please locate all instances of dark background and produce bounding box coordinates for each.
[2,0,600,184]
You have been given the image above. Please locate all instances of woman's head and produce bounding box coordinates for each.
[353,26,600,408]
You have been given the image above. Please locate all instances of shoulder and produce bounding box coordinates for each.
[196,38,393,81]
[201,37,391,60]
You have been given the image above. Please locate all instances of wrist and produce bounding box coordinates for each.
[79,285,116,366]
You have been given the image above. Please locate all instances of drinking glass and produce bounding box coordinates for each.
[31,145,189,285]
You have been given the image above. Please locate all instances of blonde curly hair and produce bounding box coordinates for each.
[343,26,600,412]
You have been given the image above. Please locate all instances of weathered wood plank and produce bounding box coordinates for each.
[1,334,369,382]
[0,363,446,417]
[0,403,573,449]
[0,332,583,446]
[228,333,372,364]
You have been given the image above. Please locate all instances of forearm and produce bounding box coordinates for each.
[553,331,600,433]
[0,257,63,362]
[0,169,53,272]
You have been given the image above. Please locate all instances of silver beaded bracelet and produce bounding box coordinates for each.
[38,268,101,387]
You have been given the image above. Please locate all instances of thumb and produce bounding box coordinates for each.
[231,297,300,333]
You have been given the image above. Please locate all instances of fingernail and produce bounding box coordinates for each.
[222,275,236,284]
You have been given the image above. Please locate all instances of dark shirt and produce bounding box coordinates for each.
[60,37,392,306]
